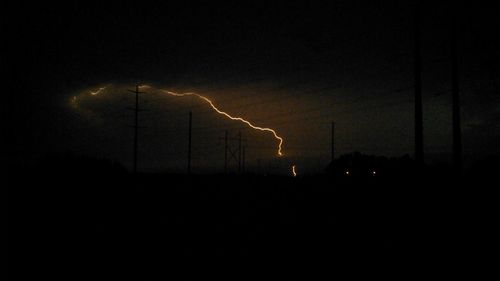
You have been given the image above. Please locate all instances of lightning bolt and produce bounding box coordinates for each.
[162,90,284,157]
[76,84,294,173]
[90,86,107,96]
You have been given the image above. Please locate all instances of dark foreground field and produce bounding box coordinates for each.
[7,160,497,276]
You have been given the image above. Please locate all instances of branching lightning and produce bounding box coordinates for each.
[75,84,295,173]
[162,90,284,157]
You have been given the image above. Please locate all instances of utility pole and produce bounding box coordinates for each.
[224,130,228,174]
[414,2,424,167]
[331,121,335,163]
[242,146,246,174]
[451,13,462,174]
[188,111,192,175]
[127,84,146,174]
[220,131,247,174]
[238,131,242,173]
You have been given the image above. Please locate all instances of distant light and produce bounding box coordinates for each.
[345,170,350,175]
[292,165,297,177]
[70,96,78,107]
[372,170,376,176]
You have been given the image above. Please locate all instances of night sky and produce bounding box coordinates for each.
[8,1,500,174]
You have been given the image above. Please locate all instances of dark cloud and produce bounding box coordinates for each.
[8,1,500,172]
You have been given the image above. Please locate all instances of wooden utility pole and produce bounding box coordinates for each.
[451,13,462,173]
[242,146,246,174]
[331,121,335,163]
[414,2,424,166]
[238,131,242,173]
[127,84,146,174]
[224,130,228,174]
[188,111,192,175]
